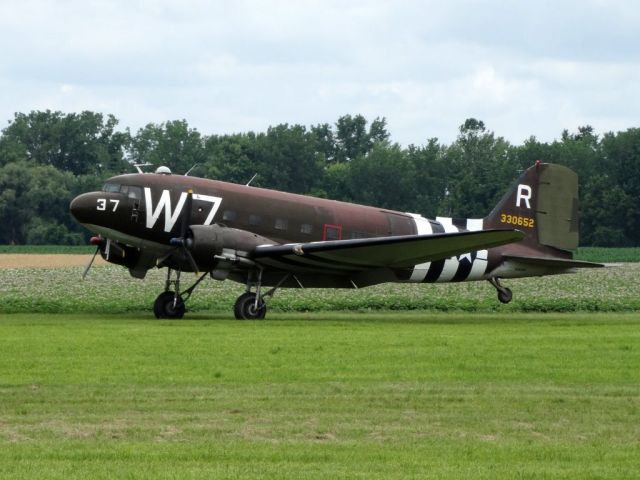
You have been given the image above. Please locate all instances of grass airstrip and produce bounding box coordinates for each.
[1,252,639,478]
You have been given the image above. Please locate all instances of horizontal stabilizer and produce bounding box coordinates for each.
[502,254,604,269]
[254,229,525,271]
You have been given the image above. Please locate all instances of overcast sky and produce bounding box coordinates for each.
[0,0,638,145]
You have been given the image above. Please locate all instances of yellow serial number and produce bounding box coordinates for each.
[500,213,535,228]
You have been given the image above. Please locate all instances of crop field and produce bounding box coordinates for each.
[1,257,639,478]
[1,260,640,315]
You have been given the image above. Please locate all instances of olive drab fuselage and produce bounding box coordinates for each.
[69,162,602,319]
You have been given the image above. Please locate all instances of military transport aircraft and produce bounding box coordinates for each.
[69,161,602,319]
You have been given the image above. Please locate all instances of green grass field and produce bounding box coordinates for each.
[0,312,639,479]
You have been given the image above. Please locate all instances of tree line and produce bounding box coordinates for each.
[0,110,638,246]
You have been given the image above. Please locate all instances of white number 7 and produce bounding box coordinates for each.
[96,198,119,212]
[193,194,222,225]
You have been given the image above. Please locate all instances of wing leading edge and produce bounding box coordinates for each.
[253,229,525,271]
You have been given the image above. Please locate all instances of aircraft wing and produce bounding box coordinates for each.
[253,229,524,271]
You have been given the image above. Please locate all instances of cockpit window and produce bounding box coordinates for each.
[101,183,142,200]
[102,182,121,193]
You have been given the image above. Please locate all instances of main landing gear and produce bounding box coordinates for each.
[488,277,513,304]
[233,269,290,320]
[234,292,266,320]
[153,268,209,319]
[153,266,289,320]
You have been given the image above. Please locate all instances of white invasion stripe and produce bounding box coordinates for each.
[435,216,454,228]
[406,213,432,282]
[407,213,433,235]
[468,249,488,280]
[466,218,483,231]
[465,218,487,279]
[435,217,460,282]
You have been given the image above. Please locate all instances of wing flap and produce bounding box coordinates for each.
[253,229,524,270]
[502,254,604,269]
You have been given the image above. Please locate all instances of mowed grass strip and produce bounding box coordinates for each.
[0,312,639,479]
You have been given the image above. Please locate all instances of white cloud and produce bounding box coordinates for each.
[0,0,638,144]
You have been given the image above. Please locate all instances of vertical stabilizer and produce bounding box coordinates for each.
[485,162,579,253]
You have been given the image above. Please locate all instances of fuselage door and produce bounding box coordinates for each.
[124,186,144,224]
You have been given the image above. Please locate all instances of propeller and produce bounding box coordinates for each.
[169,189,200,273]
[82,236,104,279]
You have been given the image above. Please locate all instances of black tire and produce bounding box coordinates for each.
[153,291,186,319]
[234,292,267,320]
[497,287,513,304]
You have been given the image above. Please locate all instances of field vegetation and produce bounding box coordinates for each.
[574,247,640,263]
[3,245,640,261]
[1,260,639,315]
[0,245,95,254]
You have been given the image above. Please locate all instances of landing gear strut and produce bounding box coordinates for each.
[233,269,290,320]
[234,267,266,320]
[153,266,289,320]
[153,268,209,319]
[488,277,513,304]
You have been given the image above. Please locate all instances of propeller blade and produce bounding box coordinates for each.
[169,235,199,273]
[82,246,100,280]
[184,247,199,273]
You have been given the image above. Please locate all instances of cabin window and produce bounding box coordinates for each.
[300,223,313,234]
[126,186,142,200]
[324,224,342,241]
[350,231,368,239]
[102,182,121,193]
[223,210,237,222]
[249,214,262,226]
[274,218,288,231]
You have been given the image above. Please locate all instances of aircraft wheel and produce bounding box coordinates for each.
[497,287,513,304]
[234,292,266,320]
[154,291,186,319]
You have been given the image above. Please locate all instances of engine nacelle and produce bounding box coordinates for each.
[187,224,274,271]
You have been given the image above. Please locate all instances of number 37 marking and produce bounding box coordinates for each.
[97,198,120,212]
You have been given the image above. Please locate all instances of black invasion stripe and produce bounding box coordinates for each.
[424,259,445,283]
[452,218,467,229]
[430,221,445,234]
[452,251,476,282]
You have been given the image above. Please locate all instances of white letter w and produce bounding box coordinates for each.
[144,188,187,232]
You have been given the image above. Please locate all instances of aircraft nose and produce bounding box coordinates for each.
[69,193,95,224]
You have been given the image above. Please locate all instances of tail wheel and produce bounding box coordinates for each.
[154,291,186,319]
[497,287,513,304]
[234,292,266,320]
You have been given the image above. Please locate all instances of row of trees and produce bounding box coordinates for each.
[0,111,638,246]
